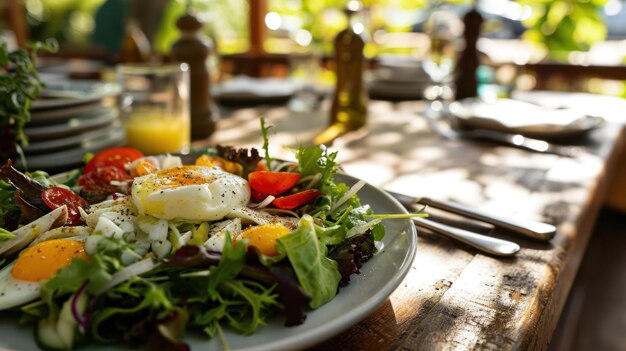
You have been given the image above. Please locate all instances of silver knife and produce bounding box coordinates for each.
[458,129,578,157]
[387,191,556,241]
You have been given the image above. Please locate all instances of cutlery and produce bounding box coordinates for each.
[455,129,579,157]
[413,217,520,257]
[422,107,579,157]
[388,191,556,241]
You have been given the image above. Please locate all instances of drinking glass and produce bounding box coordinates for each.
[117,63,190,154]
[422,4,464,104]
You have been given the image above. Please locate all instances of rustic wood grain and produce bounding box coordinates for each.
[199,99,626,351]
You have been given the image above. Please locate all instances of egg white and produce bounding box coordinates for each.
[0,262,40,311]
[131,166,251,222]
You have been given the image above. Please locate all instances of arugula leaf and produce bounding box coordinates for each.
[296,145,338,185]
[219,279,278,334]
[276,215,341,309]
[90,280,173,343]
[41,257,112,308]
[260,117,273,169]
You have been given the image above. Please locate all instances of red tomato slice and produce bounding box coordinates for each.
[78,166,130,193]
[41,186,90,225]
[248,171,301,195]
[84,147,143,174]
[273,189,321,210]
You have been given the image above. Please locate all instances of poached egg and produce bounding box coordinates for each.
[131,165,250,222]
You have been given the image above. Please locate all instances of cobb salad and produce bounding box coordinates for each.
[0,120,422,350]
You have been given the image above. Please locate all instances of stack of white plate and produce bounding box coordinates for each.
[19,79,125,173]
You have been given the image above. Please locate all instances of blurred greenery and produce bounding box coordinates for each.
[25,0,106,47]
[152,0,249,54]
[22,0,614,61]
[519,0,609,61]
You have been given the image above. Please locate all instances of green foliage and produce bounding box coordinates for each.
[0,40,57,147]
[520,0,608,60]
[153,0,249,54]
[26,0,106,47]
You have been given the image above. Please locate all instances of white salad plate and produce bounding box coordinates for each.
[31,79,121,111]
[449,98,604,141]
[0,174,417,351]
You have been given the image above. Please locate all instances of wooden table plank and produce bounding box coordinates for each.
[199,98,626,351]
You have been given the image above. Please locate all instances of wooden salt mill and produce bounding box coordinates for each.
[170,4,218,139]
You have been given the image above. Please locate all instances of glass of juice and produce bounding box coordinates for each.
[117,63,190,154]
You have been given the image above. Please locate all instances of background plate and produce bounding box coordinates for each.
[24,107,118,141]
[32,80,121,111]
[449,98,604,141]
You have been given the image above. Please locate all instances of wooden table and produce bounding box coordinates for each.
[199,94,626,351]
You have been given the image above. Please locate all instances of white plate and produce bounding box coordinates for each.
[24,122,123,154]
[449,98,604,140]
[0,174,417,351]
[30,101,106,124]
[24,107,118,141]
[17,125,126,172]
[32,79,121,111]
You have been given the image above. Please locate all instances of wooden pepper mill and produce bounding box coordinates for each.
[454,5,483,100]
[170,4,218,140]
[314,0,367,146]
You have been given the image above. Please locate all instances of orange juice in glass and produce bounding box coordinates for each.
[117,63,190,154]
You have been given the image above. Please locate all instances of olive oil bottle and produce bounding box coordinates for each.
[314,1,367,145]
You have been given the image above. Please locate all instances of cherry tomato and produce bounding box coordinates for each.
[273,189,321,210]
[248,171,301,195]
[250,190,270,203]
[41,186,90,225]
[78,166,130,194]
[84,147,143,174]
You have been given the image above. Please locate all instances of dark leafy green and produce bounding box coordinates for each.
[215,145,261,179]
[328,229,378,286]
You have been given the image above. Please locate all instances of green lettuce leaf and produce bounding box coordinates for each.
[206,233,247,299]
[276,215,341,309]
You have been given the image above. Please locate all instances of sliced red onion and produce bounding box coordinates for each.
[71,282,88,332]
[111,193,125,200]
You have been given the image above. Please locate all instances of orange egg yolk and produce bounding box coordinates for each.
[153,166,215,189]
[11,239,90,282]
[235,223,291,256]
